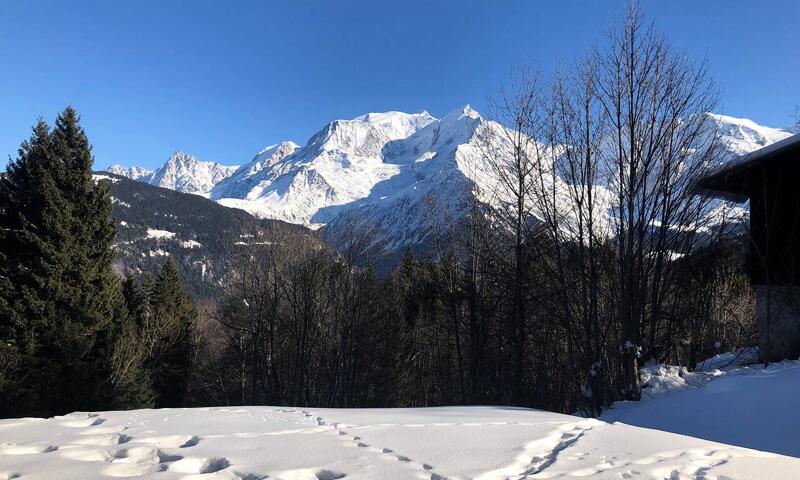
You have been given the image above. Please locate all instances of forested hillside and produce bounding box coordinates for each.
[99,172,315,299]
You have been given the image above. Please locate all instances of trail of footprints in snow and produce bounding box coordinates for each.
[521,423,595,477]
[302,410,445,480]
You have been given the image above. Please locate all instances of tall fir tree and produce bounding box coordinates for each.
[113,273,155,409]
[0,108,124,416]
[148,258,195,408]
[0,120,61,415]
[122,273,149,327]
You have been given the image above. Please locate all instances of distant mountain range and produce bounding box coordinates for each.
[105,107,795,261]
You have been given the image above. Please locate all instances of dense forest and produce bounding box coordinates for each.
[0,9,757,418]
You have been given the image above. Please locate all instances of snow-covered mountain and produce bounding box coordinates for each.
[709,113,794,156]
[107,165,153,180]
[106,109,794,259]
[108,151,238,196]
[210,141,300,201]
[212,110,440,228]
[318,106,493,249]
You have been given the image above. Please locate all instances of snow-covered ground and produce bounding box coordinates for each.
[1,358,798,479]
[602,353,800,458]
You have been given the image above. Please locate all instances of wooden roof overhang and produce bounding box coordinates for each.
[694,132,800,202]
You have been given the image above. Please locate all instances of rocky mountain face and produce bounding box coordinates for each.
[105,108,795,265]
[109,151,238,196]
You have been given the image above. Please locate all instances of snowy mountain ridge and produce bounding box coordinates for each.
[107,164,153,180]
[107,108,794,255]
[708,113,794,156]
[108,151,238,197]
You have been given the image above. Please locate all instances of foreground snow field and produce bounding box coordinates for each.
[0,407,797,480]
[1,359,799,480]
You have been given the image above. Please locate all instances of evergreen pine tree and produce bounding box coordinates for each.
[0,120,61,415]
[393,248,422,406]
[148,258,195,407]
[50,106,126,411]
[0,109,123,416]
[113,273,155,409]
[122,273,148,327]
[141,272,156,323]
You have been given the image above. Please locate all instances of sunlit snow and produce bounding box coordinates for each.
[1,358,798,479]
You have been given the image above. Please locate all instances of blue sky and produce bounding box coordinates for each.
[1,1,797,169]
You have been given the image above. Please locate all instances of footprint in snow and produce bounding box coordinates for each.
[169,456,231,475]
[0,443,58,455]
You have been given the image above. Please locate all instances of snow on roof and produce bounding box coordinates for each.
[709,131,800,177]
[695,132,800,201]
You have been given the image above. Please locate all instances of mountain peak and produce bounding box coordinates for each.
[257,141,299,156]
[167,150,198,163]
[352,110,437,141]
[462,104,479,118]
[106,164,154,181]
[146,151,238,196]
[442,105,482,124]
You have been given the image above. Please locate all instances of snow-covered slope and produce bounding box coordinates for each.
[3,390,799,479]
[4,353,799,479]
[602,353,800,458]
[321,106,503,248]
[211,142,300,200]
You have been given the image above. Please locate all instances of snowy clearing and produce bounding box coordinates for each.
[146,229,177,240]
[92,174,120,184]
[1,357,798,479]
[0,405,797,479]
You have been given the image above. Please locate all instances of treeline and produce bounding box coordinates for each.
[189,237,395,408]
[0,108,196,417]
[186,223,753,415]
